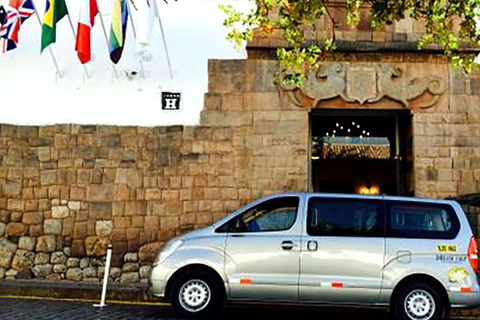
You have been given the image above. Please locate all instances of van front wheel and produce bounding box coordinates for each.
[171,269,223,318]
[393,282,443,320]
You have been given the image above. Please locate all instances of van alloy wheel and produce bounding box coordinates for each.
[178,279,212,313]
[171,269,224,317]
[404,289,435,320]
[393,282,443,320]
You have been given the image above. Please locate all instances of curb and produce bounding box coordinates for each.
[0,279,158,303]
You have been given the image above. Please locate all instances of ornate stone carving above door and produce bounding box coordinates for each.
[280,63,445,109]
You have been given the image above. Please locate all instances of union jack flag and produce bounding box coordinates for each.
[0,0,35,53]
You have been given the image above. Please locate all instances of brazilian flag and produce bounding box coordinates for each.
[41,0,68,52]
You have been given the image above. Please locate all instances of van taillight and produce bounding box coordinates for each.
[468,236,478,272]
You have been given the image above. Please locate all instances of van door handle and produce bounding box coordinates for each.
[231,234,245,238]
[281,241,295,250]
[307,240,318,251]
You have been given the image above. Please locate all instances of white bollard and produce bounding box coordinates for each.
[93,244,113,308]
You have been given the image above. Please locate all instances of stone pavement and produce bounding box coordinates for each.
[0,298,476,320]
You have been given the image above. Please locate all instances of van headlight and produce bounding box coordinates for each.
[154,240,183,266]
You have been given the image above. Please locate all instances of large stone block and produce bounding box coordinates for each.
[34,253,50,265]
[22,212,43,225]
[52,206,69,219]
[200,111,252,127]
[3,180,21,195]
[85,236,109,256]
[5,268,18,279]
[7,199,24,211]
[95,220,113,237]
[44,219,62,235]
[0,250,13,269]
[139,266,152,279]
[40,170,57,186]
[71,240,86,257]
[122,262,140,272]
[138,242,164,263]
[36,235,56,253]
[53,264,67,274]
[18,237,36,251]
[124,253,138,262]
[87,185,115,202]
[83,266,97,278]
[62,218,74,237]
[51,252,67,265]
[73,222,87,239]
[68,201,81,211]
[32,264,53,278]
[6,222,27,236]
[90,202,113,219]
[66,258,80,268]
[120,272,139,283]
[66,268,83,281]
[0,211,10,224]
[11,249,35,271]
[29,224,43,237]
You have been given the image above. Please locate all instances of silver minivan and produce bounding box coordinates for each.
[149,193,480,319]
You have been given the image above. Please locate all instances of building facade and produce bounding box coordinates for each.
[1,3,480,283]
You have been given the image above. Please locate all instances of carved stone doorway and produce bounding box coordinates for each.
[309,109,413,196]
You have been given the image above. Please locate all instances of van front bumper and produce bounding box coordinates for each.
[149,263,173,299]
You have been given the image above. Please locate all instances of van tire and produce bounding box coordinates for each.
[171,269,223,318]
[392,281,443,320]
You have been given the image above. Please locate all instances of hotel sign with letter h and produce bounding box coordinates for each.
[162,92,181,110]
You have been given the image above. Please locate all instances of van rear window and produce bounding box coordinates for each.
[386,202,460,239]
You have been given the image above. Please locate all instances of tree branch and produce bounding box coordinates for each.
[319,0,336,42]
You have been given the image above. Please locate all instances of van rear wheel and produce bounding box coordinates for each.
[171,269,223,318]
[393,282,443,320]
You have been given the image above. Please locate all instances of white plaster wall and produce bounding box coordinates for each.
[0,0,251,126]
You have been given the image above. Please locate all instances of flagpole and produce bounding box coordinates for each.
[33,6,63,78]
[125,0,145,77]
[152,0,173,80]
[64,7,91,78]
[94,0,118,79]
[126,0,136,38]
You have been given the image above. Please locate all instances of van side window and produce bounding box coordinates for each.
[386,202,460,239]
[216,197,299,233]
[307,198,384,237]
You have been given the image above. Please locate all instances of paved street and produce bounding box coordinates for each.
[0,298,476,320]
[0,298,385,320]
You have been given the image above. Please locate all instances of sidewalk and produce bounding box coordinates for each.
[0,279,155,303]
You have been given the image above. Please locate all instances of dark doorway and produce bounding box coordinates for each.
[310,109,413,196]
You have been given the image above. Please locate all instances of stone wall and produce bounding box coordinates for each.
[248,1,430,52]
[2,56,480,283]
[0,59,308,282]
[414,67,480,199]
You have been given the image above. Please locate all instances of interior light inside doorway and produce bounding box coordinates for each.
[357,180,380,195]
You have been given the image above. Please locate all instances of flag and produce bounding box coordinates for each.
[41,0,68,52]
[0,6,6,24]
[0,9,19,52]
[75,0,98,64]
[0,0,35,53]
[108,0,128,64]
[12,0,35,23]
[135,0,155,56]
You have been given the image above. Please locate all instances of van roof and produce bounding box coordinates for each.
[270,192,458,206]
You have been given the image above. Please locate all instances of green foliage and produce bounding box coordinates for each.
[220,0,480,86]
